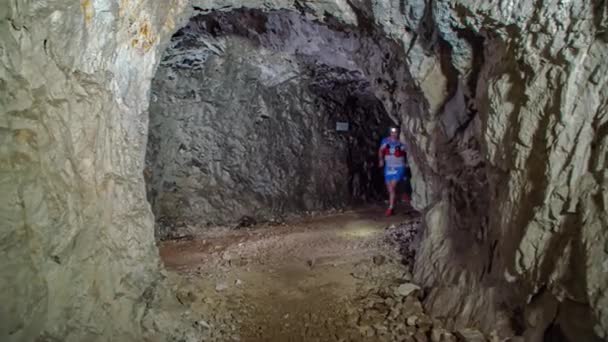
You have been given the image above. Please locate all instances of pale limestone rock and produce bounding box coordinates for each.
[1,0,190,340]
[407,315,419,326]
[395,283,421,297]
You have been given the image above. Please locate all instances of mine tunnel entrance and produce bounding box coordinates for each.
[144,9,414,240]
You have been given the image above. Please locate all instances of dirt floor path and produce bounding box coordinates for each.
[157,206,475,342]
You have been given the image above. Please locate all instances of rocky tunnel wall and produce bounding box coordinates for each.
[0,1,189,340]
[1,0,607,341]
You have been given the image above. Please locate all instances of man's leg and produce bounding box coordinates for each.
[385,180,397,216]
[388,181,397,209]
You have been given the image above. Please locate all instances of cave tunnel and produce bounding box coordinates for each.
[145,9,419,239]
[2,1,607,342]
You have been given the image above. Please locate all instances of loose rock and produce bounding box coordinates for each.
[373,254,386,265]
[215,282,229,292]
[396,283,421,297]
[407,315,419,326]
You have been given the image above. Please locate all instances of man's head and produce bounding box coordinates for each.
[389,127,399,139]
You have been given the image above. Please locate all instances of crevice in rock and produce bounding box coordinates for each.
[344,0,375,34]
[594,0,608,41]
[417,0,439,50]
[454,27,485,96]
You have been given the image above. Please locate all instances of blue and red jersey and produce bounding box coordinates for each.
[380,137,407,169]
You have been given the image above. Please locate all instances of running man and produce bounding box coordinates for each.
[378,127,408,216]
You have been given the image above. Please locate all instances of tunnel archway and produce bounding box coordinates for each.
[145,9,424,239]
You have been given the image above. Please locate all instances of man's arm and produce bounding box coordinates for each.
[378,145,385,167]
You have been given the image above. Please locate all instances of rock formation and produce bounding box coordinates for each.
[1,0,606,341]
